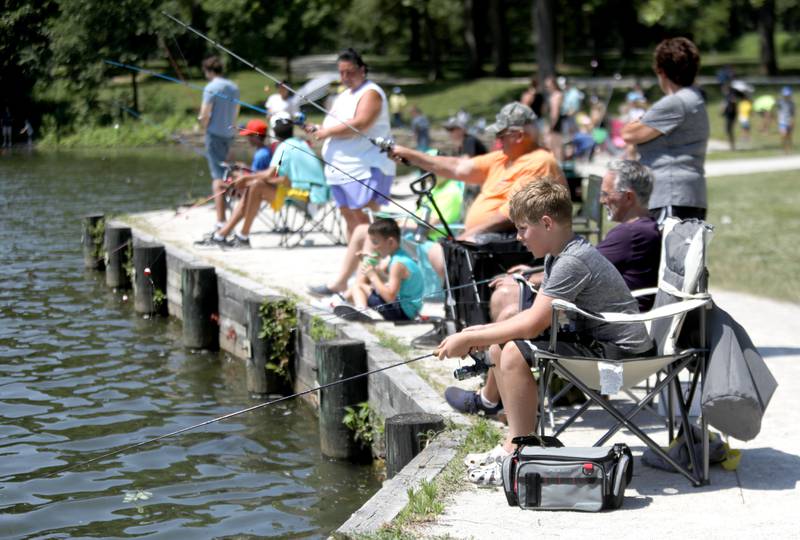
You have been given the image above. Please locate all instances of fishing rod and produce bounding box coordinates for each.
[49,351,434,477]
[105,60,269,116]
[162,12,389,149]
[108,60,441,236]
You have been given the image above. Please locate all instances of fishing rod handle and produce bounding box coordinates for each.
[372,137,410,165]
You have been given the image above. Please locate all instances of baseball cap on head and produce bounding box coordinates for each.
[782,86,792,97]
[239,119,267,137]
[443,115,467,130]
[270,111,292,130]
[485,102,537,136]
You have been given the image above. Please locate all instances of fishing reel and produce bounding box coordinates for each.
[372,136,409,165]
[291,111,307,126]
[453,351,494,381]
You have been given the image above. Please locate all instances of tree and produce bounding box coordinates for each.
[756,0,778,75]
[534,0,557,80]
[488,0,510,76]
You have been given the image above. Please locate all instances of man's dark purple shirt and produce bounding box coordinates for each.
[597,216,660,311]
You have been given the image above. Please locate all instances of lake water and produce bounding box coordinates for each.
[0,148,380,539]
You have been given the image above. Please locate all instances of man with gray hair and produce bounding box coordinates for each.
[445,160,661,417]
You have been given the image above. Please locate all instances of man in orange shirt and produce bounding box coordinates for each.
[391,102,564,275]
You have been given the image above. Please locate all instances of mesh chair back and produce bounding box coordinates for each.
[649,218,713,355]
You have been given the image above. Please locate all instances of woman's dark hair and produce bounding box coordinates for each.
[367,217,400,241]
[337,48,368,75]
[653,37,700,87]
[202,56,224,75]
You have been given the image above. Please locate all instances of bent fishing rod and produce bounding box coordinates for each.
[49,351,434,477]
[163,12,390,149]
[108,60,443,238]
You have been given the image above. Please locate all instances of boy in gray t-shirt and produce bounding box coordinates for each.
[436,180,653,465]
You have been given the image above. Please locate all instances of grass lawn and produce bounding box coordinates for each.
[706,171,800,303]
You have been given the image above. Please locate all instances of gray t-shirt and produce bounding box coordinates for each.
[639,87,709,210]
[203,77,240,138]
[777,98,795,125]
[541,236,652,353]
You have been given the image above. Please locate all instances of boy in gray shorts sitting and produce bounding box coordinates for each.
[436,180,654,483]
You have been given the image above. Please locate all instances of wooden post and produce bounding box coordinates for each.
[385,413,445,479]
[81,213,105,270]
[181,266,218,350]
[317,339,369,461]
[104,224,132,289]
[133,242,167,315]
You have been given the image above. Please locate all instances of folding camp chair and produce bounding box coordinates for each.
[277,183,346,248]
[531,218,713,486]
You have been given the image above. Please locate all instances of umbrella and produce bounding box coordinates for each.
[288,73,339,109]
[731,80,754,95]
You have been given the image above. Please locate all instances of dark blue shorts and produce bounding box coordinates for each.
[367,291,411,321]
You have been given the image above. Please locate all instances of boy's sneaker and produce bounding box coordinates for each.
[333,304,376,323]
[226,235,251,249]
[194,235,227,248]
[444,387,503,416]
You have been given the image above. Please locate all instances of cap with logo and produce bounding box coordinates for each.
[485,102,537,136]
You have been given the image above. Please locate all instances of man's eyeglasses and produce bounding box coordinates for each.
[495,128,522,139]
[600,190,627,199]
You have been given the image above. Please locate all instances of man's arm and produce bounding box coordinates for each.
[436,292,554,358]
[390,144,485,184]
[198,102,212,130]
[621,120,662,145]
[459,212,514,240]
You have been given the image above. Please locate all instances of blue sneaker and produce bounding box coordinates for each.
[444,387,502,416]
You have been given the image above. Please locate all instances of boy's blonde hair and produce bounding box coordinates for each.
[509,178,572,225]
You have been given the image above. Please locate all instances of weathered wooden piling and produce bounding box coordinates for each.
[104,224,132,289]
[181,265,218,350]
[245,297,292,396]
[385,413,445,479]
[81,213,105,270]
[133,242,167,315]
[318,339,369,461]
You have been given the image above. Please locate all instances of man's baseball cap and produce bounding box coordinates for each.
[239,119,267,137]
[485,102,537,135]
[443,116,467,130]
[782,86,792,97]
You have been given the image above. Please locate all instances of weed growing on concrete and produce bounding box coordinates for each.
[89,217,105,261]
[258,297,297,385]
[343,402,384,447]
[398,480,443,521]
[371,328,411,358]
[309,315,337,341]
[152,288,166,311]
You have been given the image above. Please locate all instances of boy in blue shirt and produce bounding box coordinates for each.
[336,218,424,322]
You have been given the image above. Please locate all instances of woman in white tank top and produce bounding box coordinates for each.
[308,48,396,238]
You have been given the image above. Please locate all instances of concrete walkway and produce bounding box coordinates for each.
[415,289,800,540]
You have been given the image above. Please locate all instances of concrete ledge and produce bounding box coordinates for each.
[335,429,466,538]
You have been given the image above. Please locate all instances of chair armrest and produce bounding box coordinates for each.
[631,287,658,298]
[550,296,711,324]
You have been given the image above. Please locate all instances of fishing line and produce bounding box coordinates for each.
[162,12,378,145]
[48,351,434,477]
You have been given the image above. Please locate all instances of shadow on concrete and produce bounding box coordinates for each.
[737,447,800,491]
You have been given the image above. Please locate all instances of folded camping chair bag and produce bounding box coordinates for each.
[502,444,633,512]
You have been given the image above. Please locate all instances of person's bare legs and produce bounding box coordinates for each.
[339,206,370,240]
[237,182,277,237]
[495,342,539,453]
[212,179,228,223]
[325,223,372,292]
[428,242,445,278]
[351,281,371,308]
[217,190,249,238]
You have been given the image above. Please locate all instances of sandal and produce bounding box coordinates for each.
[467,462,503,486]
[333,304,376,323]
[463,444,509,469]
